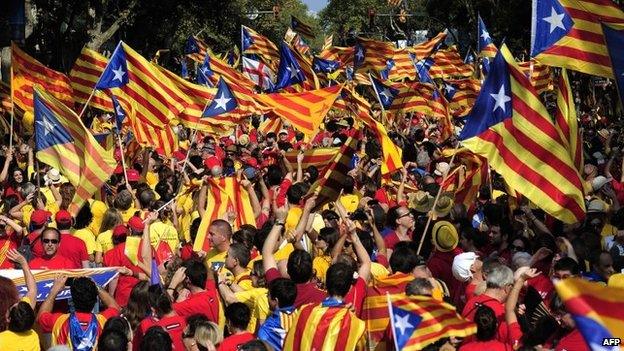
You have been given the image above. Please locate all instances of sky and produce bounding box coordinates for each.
[302,0,328,14]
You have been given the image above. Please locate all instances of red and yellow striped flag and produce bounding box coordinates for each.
[388,295,477,350]
[283,302,366,351]
[441,148,488,207]
[255,85,342,136]
[69,47,113,112]
[319,46,354,66]
[306,134,358,208]
[33,86,116,215]
[241,25,280,65]
[358,37,396,72]
[258,116,283,135]
[193,177,255,252]
[11,43,74,119]
[322,34,334,51]
[0,82,11,114]
[284,147,339,175]
[531,0,624,79]
[408,31,447,60]
[444,79,481,117]
[288,41,320,91]
[518,60,553,94]
[555,68,583,173]
[187,48,257,91]
[429,46,475,79]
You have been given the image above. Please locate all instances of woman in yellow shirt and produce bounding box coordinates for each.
[312,227,340,286]
[95,208,123,262]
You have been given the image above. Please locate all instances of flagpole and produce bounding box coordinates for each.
[386,292,401,351]
[116,130,130,186]
[78,41,123,120]
[368,73,388,125]
[417,140,461,255]
[9,63,14,151]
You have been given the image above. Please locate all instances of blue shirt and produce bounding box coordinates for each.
[257,306,296,351]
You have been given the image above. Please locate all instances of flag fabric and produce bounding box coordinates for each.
[33,87,116,215]
[409,31,447,60]
[243,57,275,91]
[554,68,583,173]
[95,41,187,128]
[184,36,210,64]
[69,47,114,112]
[388,295,477,350]
[306,134,358,208]
[458,45,585,223]
[429,46,475,79]
[241,25,280,65]
[370,78,430,116]
[357,37,396,73]
[291,16,315,39]
[518,60,554,94]
[530,0,624,79]
[555,278,624,348]
[255,85,342,136]
[443,79,481,117]
[313,57,340,74]
[189,50,256,91]
[196,54,215,87]
[323,34,334,51]
[415,57,435,84]
[284,147,340,175]
[320,46,354,67]
[289,42,320,90]
[441,148,489,208]
[111,96,126,130]
[0,82,11,114]
[602,23,624,107]
[193,177,256,253]
[370,77,399,110]
[4,268,119,302]
[274,41,307,91]
[180,59,189,79]
[11,43,74,116]
[258,116,283,135]
[478,15,498,74]
[203,78,238,117]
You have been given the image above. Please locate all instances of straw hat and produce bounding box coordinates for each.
[431,220,459,252]
[433,193,454,219]
[408,191,434,213]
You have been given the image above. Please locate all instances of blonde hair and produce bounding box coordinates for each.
[195,321,223,348]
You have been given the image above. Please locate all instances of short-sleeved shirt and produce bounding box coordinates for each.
[103,243,142,307]
[173,282,222,328]
[37,308,119,345]
[72,228,97,256]
[0,329,40,351]
[205,249,227,273]
[137,315,186,351]
[0,233,20,269]
[235,287,268,332]
[29,253,77,269]
[96,230,113,253]
[459,340,510,351]
[265,268,326,308]
[217,332,255,351]
[344,277,367,317]
[149,221,180,252]
[58,233,89,268]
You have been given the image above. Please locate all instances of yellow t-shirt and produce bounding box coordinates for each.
[22,202,59,227]
[370,262,390,281]
[205,249,228,273]
[313,255,332,284]
[285,206,303,232]
[149,221,180,252]
[73,228,97,255]
[88,200,108,236]
[339,193,361,214]
[235,287,268,333]
[0,297,40,351]
[120,206,138,223]
[234,270,254,291]
[96,230,114,253]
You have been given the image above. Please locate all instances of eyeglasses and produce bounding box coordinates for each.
[398,212,413,219]
[42,238,59,244]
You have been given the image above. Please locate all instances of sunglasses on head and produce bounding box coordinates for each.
[42,238,59,244]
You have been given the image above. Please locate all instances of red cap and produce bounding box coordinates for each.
[128,216,145,232]
[31,210,51,226]
[55,210,72,224]
[112,224,128,238]
[203,156,221,169]
[243,157,258,168]
[126,169,140,182]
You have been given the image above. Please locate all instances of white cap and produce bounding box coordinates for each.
[452,252,478,282]
[591,176,609,191]
[434,162,450,176]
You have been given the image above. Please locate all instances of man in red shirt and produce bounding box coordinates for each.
[55,210,90,268]
[36,275,121,348]
[29,227,77,269]
[168,259,222,327]
[102,224,145,307]
[135,286,186,351]
[217,302,254,351]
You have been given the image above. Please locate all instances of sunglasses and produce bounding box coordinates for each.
[42,238,59,244]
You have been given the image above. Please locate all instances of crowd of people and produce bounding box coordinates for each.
[0,79,623,351]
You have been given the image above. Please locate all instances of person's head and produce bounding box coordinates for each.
[71,277,98,313]
[326,262,355,298]
[7,301,35,333]
[10,167,25,185]
[389,242,430,277]
[387,206,415,230]
[485,264,514,300]
[0,276,19,331]
[316,227,339,253]
[225,243,251,272]
[286,182,309,205]
[74,203,93,230]
[250,260,266,289]
[224,302,250,333]
[114,190,134,211]
[98,329,130,351]
[239,340,273,351]
[103,316,132,343]
[140,326,172,351]
[55,210,73,230]
[100,208,122,234]
[208,219,232,250]
[232,225,257,252]
[184,260,208,289]
[41,227,61,257]
[551,293,575,329]
[268,278,297,310]
[405,278,434,296]
[552,257,580,280]
[474,305,498,341]
[286,249,313,284]
[183,319,222,351]
[138,189,156,210]
[147,285,172,318]
[591,250,615,281]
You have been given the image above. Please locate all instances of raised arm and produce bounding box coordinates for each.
[7,249,37,308]
[37,274,67,320]
[0,149,13,183]
[262,203,288,274]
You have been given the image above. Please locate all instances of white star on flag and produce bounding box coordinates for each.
[115,105,124,117]
[490,85,511,112]
[481,30,491,42]
[380,88,392,102]
[44,282,54,288]
[445,84,455,94]
[37,118,56,136]
[213,93,232,111]
[286,64,300,79]
[112,66,126,82]
[543,7,566,33]
[328,63,336,70]
[394,313,414,335]
[356,48,364,60]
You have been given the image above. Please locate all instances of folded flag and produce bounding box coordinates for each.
[459,45,585,223]
[554,68,583,173]
[388,295,477,350]
[284,147,341,179]
[370,76,400,110]
[530,0,624,78]
[518,60,553,94]
[554,277,624,349]
[415,57,435,84]
[196,54,215,87]
[4,268,118,302]
[478,15,498,74]
[409,31,447,60]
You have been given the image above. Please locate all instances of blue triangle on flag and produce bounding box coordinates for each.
[184,36,200,54]
[202,78,237,117]
[391,304,422,350]
[96,42,128,89]
[111,96,126,130]
[602,23,624,109]
[274,41,306,90]
[371,77,399,109]
[531,0,574,57]
[34,91,74,151]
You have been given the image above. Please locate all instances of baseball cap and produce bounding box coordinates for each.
[128,216,145,232]
[112,224,128,238]
[55,210,73,224]
[31,210,52,226]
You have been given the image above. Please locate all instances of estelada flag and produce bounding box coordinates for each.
[69,47,114,112]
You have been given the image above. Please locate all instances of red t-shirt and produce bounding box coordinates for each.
[265,267,326,308]
[30,253,77,269]
[217,331,255,351]
[27,230,45,259]
[555,329,589,351]
[137,315,186,351]
[459,340,510,351]
[428,249,464,306]
[173,281,220,323]
[38,308,119,345]
[462,294,509,343]
[58,233,89,268]
[344,277,367,317]
[103,243,142,307]
[527,274,555,302]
